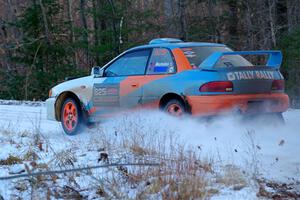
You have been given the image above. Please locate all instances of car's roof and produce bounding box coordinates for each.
[128,40,226,51]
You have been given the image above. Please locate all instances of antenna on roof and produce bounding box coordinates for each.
[149,38,183,45]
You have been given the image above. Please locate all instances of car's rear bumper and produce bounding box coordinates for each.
[46,97,56,121]
[186,93,289,116]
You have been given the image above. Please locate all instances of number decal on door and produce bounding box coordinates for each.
[93,84,120,106]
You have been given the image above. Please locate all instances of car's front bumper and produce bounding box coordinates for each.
[187,93,289,116]
[46,97,56,121]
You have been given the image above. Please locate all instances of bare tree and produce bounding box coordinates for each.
[287,0,300,32]
[268,0,277,47]
[79,0,90,66]
[92,0,100,64]
[178,0,186,40]
[164,0,177,36]
[38,0,51,44]
[66,0,78,67]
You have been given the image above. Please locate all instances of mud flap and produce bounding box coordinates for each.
[182,94,192,114]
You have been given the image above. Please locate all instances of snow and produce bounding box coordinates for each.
[100,109,300,182]
[211,186,259,200]
[0,101,299,199]
[9,164,25,174]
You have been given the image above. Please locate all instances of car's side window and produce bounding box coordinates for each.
[104,49,150,77]
[146,48,176,75]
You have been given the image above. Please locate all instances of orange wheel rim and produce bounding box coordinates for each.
[63,102,78,131]
[167,104,183,116]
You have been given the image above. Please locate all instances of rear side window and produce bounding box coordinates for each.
[146,48,176,74]
[181,46,253,68]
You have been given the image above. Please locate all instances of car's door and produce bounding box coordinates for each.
[142,48,177,106]
[92,49,151,117]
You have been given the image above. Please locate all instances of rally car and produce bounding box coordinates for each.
[46,38,289,135]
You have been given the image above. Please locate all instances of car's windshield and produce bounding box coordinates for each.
[180,46,253,68]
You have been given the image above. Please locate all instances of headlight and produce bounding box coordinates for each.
[48,89,53,98]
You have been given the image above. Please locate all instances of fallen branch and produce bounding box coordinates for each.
[0,162,159,181]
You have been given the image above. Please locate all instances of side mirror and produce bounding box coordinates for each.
[91,66,104,77]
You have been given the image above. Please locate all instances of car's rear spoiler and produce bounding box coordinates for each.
[199,50,282,70]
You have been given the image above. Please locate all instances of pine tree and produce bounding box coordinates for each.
[3,0,85,100]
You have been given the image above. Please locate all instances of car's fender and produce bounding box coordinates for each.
[50,75,95,119]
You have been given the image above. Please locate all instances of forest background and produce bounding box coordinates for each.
[0,0,299,107]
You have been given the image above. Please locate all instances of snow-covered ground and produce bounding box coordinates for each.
[0,102,299,199]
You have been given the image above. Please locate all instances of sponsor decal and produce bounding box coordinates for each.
[168,66,175,73]
[227,70,275,80]
[148,62,155,72]
[183,50,196,58]
[182,48,196,58]
[94,87,118,96]
[153,48,168,56]
[155,62,170,66]
[154,66,168,72]
[148,62,173,73]
[93,84,119,106]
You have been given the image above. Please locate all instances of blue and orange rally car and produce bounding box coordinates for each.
[46,38,289,135]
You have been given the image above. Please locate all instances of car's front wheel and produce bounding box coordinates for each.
[61,98,83,135]
[164,99,186,116]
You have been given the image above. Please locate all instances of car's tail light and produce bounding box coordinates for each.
[200,81,233,92]
[271,80,284,90]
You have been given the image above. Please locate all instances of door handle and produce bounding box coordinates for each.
[131,83,139,87]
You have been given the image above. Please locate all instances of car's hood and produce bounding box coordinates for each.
[51,75,93,98]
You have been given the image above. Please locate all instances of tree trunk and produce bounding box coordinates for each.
[207,0,217,42]
[246,2,253,50]
[66,0,78,67]
[107,0,119,54]
[79,0,90,65]
[92,0,100,65]
[164,0,176,36]
[287,0,300,32]
[178,0,186,40]
[38,0,51,44]
[268,0,277,47]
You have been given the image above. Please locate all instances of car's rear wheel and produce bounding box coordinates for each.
[164,99,186,116]
[61,98,83,135]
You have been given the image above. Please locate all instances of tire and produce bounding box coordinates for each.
[60,98,83,135]
[163,99,186,116]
